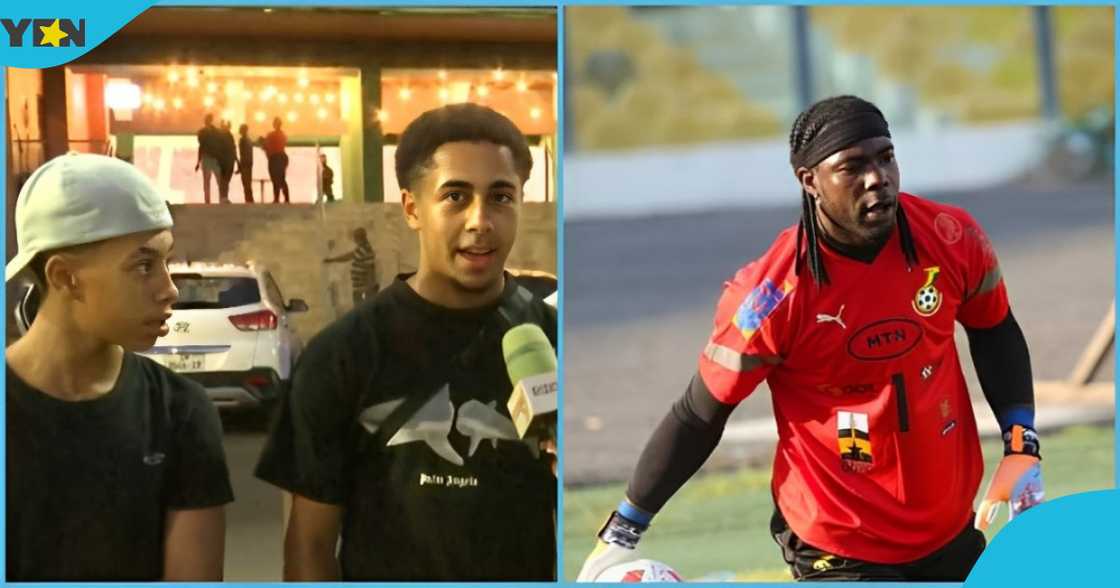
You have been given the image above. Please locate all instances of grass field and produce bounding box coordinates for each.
[562,424,1115,581]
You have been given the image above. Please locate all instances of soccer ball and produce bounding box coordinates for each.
[914,286,941,314]
[595,559,684,582]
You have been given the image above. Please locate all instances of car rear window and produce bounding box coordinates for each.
[172,274,261,309]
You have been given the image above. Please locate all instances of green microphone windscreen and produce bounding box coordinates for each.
[502,323,556,384]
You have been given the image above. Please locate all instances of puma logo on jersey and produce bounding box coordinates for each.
[816,305,847,329]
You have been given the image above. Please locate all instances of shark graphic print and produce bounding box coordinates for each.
[456,399,519,457]
[358,383,528,466]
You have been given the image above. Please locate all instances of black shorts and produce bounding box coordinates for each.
[770,509,986,582]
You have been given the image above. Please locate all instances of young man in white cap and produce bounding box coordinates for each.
[5,153,234,580]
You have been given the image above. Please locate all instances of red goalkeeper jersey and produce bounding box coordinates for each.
[698,193,1008,564]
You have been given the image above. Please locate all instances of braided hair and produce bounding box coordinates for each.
[788,95,919,285]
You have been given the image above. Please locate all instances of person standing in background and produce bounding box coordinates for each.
[262,117,290,204]
[215,120,237,204]
[320,153,336,203]
[194,114,222,204]
[236,124,255,204]
[323,227,378,305]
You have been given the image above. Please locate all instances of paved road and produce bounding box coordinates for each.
[217,415,283,581]
[563,179,1115,485]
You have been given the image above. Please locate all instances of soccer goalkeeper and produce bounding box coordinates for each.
[577,95,1043,582]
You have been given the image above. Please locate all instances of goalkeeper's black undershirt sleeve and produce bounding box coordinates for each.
[965,309,1035,430]
[625,373,736,514]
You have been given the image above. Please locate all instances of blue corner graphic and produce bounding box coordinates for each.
[967,489,1120,586]
[0,2,152,69]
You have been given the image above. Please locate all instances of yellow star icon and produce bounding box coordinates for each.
[39,19,69,47]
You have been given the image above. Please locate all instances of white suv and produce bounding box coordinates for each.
[140,262,306,411]
[14,262,307,412]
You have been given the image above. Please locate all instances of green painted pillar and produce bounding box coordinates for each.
[340,75,364,203]
[359,63,384,203]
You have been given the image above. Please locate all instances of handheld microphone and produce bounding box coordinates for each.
[502,323,557,440]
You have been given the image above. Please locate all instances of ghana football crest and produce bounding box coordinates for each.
[912,266,943,317]
[837,411,872,473]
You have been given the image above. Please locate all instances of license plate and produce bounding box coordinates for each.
[165,353,205,372]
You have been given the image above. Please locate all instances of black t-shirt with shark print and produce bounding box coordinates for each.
[6,352,234,581]
[256,273,557,581]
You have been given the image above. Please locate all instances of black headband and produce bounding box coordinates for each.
[791,110,891,170]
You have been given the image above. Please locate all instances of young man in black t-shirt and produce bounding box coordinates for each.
[256,103,556,580]
[5,153,234,581]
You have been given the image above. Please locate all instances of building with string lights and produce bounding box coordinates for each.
[7,6,557,205]
[5,5,558,341]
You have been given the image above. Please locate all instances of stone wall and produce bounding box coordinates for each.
[168,202,556,343]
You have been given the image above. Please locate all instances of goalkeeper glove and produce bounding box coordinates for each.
[975,424,1044,531]
[576,503,651,582]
